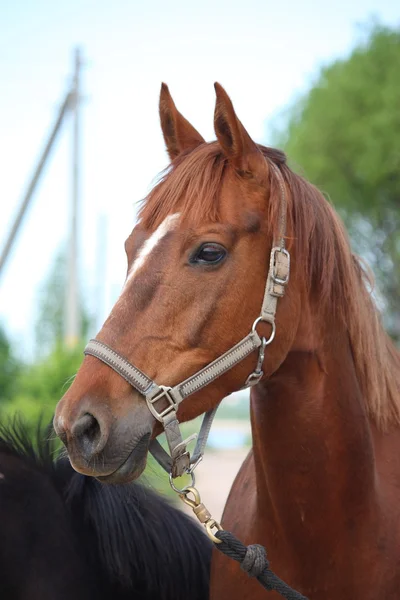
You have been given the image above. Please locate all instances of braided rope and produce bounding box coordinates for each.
[215,530,308,599]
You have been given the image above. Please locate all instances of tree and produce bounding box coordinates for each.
[1,246,92,430]
[35,247,91,353]
[0,344,84,427]
[0,247,92,426]
[274,23,400,338]
[0,324,20,403]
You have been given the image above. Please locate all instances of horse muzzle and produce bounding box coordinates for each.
[54,394,153,483]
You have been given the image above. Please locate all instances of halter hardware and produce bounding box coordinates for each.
[146,385,179,422]
[251,316,276,339]
[244,336,267,387]
[179,485,223,544]
[271,247,290,286]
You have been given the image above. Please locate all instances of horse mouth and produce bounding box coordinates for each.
[96,432,150,484]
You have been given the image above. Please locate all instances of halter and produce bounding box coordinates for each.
[84,162,290,479]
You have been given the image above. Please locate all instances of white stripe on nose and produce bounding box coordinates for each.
[125,213,180,287]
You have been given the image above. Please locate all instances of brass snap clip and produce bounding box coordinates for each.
[175,485,223,544]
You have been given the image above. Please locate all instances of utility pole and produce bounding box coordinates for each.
[0,92,71,278]
[65,47,82,348]
[95,213,107,331]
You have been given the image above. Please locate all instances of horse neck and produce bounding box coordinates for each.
[250,312,377,544]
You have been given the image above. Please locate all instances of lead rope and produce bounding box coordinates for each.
[214,531,308,600]
[175,485,308,599]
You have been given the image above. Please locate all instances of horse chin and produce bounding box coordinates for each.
[96,432,150,485]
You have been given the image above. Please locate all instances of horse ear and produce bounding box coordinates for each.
[214,82,264,174]
[159,83,205,161]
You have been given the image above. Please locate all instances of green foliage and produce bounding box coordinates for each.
[274,23,400,337]
[1,243,91,428]
[0,324,21,403]
[0,343,84,428]
[35,248,92,354]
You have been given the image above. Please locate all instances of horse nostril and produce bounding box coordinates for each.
[73,413,99,441]
[71,413,105,460]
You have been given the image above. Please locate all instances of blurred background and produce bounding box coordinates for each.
[0,0,399,518]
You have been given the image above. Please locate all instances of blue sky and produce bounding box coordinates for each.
[1,0,399,355]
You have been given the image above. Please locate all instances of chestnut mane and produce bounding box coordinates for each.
[139,142,400,428]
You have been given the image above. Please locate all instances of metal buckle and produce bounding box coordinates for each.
[170,434,198,479]
[146,385,178,422]
[271,247,290,285]
[173,433,198,456]
[172,433,198,470]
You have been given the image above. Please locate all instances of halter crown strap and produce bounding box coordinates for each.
[260,162,290,324]
[83,160,290,478]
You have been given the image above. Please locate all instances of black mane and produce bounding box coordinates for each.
[0,416,211,599]
[0,415,56,470]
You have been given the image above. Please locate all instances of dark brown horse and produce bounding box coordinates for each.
[54,83,400,599]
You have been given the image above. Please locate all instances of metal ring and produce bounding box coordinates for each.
[169,471,196,494]
[251,317,276,345]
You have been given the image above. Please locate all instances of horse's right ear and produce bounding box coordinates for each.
[159,83,205,161]
[214,82,265,175]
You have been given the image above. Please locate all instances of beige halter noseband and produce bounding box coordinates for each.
[84,162,290,479]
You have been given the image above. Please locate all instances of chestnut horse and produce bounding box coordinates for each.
[54,83,400,599]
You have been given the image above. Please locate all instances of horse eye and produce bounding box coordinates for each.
[191,243,227,265]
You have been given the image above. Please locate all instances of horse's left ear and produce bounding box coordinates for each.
[159,83,205,161]
[214,82,265,175]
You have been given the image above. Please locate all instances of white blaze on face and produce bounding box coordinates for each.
[125,213,180,287]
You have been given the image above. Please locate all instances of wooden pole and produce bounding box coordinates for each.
[65,47,82,348]
[0,92,71,278]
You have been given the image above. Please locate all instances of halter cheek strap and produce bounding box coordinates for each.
[84,162,290,478]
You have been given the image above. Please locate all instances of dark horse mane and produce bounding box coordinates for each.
[0,416,211,599]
